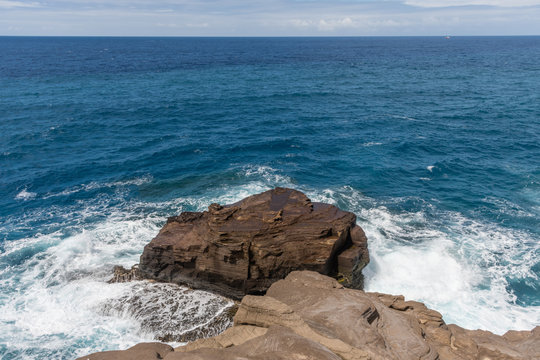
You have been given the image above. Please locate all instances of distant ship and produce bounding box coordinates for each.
[445,35,451,39]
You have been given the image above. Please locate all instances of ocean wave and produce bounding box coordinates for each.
[14,189,37,201]
[0,202,229,359]
[41,175,154,200]
[357,202,538,333]
[387,114,420,122]
[241,165,293,185]
[0,168,293,358]
[307,185,539,333]
[362,142,383,147]
[1,170,538,358]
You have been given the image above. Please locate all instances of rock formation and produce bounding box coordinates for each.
[79,189,538,360]
[79,271,540,360]
[138,187,369,299]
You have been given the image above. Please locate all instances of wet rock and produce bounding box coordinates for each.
[138,187,369,299]
[167,304,239,343]
[99,281,235,343]
[108,265,141,283]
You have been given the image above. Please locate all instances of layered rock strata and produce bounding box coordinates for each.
[138,187,369,299]
[79,271,540,360]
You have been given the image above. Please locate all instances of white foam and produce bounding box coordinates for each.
[0,204,234,358]
[104,175,153,188]
[3,175,538,358]
[307,185,539,333]
[427,165,435,172]
[358,200,540,334]
[100,281,233,342]
[15,189,37,201]
[242,165,292,185]
[179,165,295,208]
[0,231,62,269]
[1,171,295,358]
[362,142,383,147]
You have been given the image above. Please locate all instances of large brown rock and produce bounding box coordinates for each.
[79,271,540,360]
[138,187,369,299]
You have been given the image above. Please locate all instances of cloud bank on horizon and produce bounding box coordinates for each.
[0,0,539,36]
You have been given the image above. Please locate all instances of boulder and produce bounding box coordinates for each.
[138,187,369,299]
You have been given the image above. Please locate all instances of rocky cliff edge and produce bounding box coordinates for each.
[79,271,539,360]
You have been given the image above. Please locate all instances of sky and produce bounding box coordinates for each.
[0,0,539,36]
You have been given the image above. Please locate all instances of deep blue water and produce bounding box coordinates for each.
[1,36,539,359]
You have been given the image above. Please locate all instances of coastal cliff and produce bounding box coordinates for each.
[79,189,539,360]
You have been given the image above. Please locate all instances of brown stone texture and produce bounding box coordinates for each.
[76,342,173,360]
[138,187,369,299]
[79,271,540,360]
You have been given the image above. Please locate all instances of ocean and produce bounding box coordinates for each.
[0,36,539,359]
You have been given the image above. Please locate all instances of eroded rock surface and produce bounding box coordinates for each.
[79,271,540,360]
[77,343,173,360]
[139,187,369,299]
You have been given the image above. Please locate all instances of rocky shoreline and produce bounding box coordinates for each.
[78,188,539,360]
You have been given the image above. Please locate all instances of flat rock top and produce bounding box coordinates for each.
[157,187,355,243]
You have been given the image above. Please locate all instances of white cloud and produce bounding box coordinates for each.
[317,17,355,31]
[0,0,539,35]
[405,0,540,7]
[0,0,41,8]
[290,17,356,31]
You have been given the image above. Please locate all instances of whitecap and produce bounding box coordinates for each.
[15,189,37,201]
[90,175,154,189]
[362,142,383,147]
[242,165,292,185]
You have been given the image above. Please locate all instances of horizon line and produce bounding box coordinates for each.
[1,34,540,38]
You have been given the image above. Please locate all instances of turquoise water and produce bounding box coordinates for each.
[1,37,539,359]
